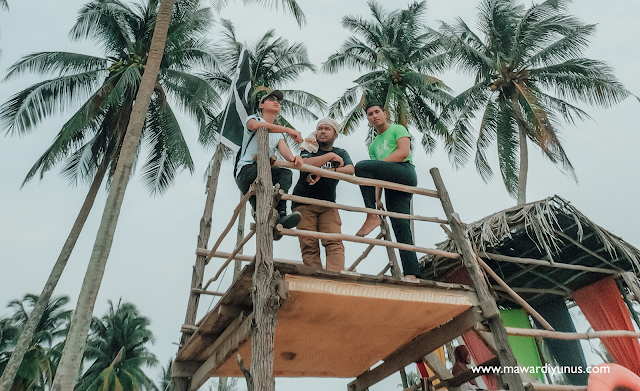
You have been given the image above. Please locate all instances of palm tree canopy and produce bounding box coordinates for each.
[75,301,157,391]
[0,0,7,11]
[434,0,633,197]
[200,19,326,150]
[322,0,452,149]
[0,295,71,391]
[0,0,220,196]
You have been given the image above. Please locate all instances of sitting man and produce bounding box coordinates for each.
[234,90,304,229]
[292,118,354,271]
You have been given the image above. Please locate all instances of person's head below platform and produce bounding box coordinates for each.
[364,101,390,131]
[258,89,283,119]
[316,117,340,150]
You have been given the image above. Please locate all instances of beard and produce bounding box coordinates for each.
[318,140,333,150]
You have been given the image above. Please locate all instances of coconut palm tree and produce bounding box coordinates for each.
[50,0,305,390]
[0,2,218,391]
[322,0,452,147]
[433,0,633,204]
[0,0,7,10]
[0,295,70,391]
[201,19,326,149]
[74,301,157,391]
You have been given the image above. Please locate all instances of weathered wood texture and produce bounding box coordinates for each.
[274,160,439,198]
[347,307,482,391]
[189,312,253,390]
[281,194,447,223]
[479,252,618,275]
[277,226,460,259]
[348,232,385,271]
[251,127,279,391]
[206,187,254,263]
[476,256,554,331]
[430,167,525,391]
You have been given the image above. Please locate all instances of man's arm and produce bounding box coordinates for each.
[277,139,303,167]
[302,152,342,168]
[382,136,410,162]
[247,118,303,143]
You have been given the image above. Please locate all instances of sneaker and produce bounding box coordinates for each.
[275,211,302,229]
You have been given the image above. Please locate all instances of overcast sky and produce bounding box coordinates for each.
[1,0,639,390]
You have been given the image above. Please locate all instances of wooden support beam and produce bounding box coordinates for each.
[348,232,385,271]
[476,256,554,331]
[172,361,203,378]
[195,250,301,265]
[552,229,623,271]
[479,252,619,275]
[181,324,198,335]
[277,226,460,259]
[381,218,403,278]
[205,187,254,263]
[190,289,225,296]
[423,352,454,382]
[206,229,256,284]
[490,285,568,297]
[281,194,447,223]
[348,307,481,391]
[493,326,640,340]
[430,168,524,391]
[189,312,253,390]
[274,160,439,198]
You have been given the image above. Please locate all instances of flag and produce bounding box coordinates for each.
[217,46,252,152]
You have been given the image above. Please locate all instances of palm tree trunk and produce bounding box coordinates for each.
[50,2,176,391]
[517,126,528,206]
[0,159,108,391]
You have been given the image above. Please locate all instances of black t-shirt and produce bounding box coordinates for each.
[291,147,353,209]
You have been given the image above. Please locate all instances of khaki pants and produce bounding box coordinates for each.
[293,204,344,272]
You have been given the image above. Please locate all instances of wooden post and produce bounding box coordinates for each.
[174,143,225,391]
[381,218,403,278]
[251,127,279,391]
[234,192,247,278]
[430,168,525,391]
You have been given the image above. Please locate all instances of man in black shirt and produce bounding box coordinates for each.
[292,118,354,271]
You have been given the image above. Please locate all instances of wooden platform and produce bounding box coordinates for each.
[173,262,478,389]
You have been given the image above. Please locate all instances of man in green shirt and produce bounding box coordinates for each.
[355,101,420,278]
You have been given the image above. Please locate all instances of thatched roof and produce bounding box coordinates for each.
[420,195,640,308]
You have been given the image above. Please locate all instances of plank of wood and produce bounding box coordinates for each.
[196,250,302,265]
[205,188,254,263]
[479,252,618,275]
[281,194,447,223]
[503,327,640,340]
[348,232,385,271]
[189,312,253,390]
[172,361,203,378]
[274,160,439,198]
[476,256,554,331]
[348,307,481,391]
[277,227,460,259]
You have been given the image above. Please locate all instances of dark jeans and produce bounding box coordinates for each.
[235,163,292,216]
[355,160,420,276]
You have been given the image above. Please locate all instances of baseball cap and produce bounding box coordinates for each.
[259,89,284,103]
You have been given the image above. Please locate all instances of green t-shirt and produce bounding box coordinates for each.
[368,124,413,164]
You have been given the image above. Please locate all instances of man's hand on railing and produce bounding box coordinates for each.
[291,155,303,168]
